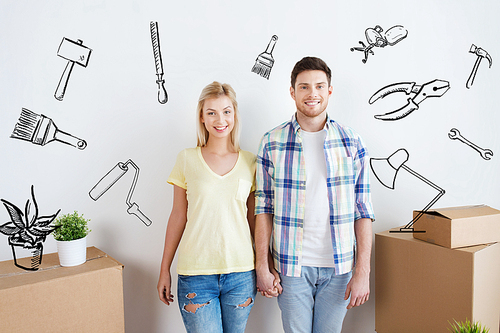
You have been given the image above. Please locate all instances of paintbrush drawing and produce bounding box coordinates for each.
[89,159,152,226]
[370,148,445,233]
[369,79,450,121]
[150,21,168,104]
[251,35,278,79]
[10,108,87,149]
[54,37,92,101]
[351,25,407,63]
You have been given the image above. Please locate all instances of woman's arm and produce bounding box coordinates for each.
[246,191,256,240]
[157,185,188,305]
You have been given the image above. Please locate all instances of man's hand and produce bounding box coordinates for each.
[257,267,282,298]
[344,269,370,309]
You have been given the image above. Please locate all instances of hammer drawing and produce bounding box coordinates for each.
[54,38,92,101]
[466,44,492,89]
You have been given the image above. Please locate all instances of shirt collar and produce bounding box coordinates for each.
[291,113,333,134]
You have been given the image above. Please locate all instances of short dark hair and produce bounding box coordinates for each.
[290,56,332,88]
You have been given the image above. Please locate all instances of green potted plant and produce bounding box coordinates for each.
[448,319,490,333]
[0,186,60,271]
[52,211,91,267]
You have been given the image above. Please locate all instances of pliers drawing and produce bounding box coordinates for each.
[369,79,451,121]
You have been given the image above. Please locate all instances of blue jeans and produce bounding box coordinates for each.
[177,270,256,333]
[278,266,352,333]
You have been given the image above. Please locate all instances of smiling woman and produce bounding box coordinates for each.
[157,81,257,333]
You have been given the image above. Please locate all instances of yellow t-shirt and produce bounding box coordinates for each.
[168,147,256,275]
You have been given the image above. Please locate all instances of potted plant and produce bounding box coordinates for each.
[52,211,91,267]
[448,319,490,333]
[0,185,60,271]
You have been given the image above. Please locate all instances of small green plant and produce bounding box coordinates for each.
[52,211,91,241]
[448,319,489,333]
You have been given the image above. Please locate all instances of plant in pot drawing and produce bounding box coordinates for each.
[0,185,60,271]
[52,211,91,267]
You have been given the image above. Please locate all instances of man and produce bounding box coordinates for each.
[255,56,375,333]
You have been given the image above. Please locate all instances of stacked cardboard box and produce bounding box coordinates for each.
[0,246,124,333]
[375,205,500,333]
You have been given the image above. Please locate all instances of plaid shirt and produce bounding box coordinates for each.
[255,114,375,277]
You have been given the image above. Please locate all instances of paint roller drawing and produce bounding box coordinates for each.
[89,160,152,226]
[10,108,87,149]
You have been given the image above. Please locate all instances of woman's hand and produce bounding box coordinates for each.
[158,270,174,305]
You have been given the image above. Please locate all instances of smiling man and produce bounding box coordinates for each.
[255,57,375,333]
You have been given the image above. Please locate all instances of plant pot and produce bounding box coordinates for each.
[10,242,43,271]
[56,236,87,267]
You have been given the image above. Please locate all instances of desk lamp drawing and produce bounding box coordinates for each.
[370,148,445,233]
[89,159,152,226]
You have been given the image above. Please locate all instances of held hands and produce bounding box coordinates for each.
[256,267,283,298]
[344,269,370,309]
[157,270,174,305]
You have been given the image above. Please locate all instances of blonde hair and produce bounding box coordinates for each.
[196,81,240,151]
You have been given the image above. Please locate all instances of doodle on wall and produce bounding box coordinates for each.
[10,108,87,149]
[350,25,408,63]
[251,35,278,80]
[54,37,92,101]
[466,44,492,89]
[89,159,152,226]
[370,148,446,233]
[0,185,60,271]
[369,79,450,121]
[150,21,168,104]
[449,128,493,160]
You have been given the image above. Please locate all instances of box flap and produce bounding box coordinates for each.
[416,205,500,220]
[0,246,123,290]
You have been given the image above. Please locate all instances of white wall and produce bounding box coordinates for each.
[1,1,499,332]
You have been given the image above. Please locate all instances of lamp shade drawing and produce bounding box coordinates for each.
[370,148,445,233]
[89,159,152,226]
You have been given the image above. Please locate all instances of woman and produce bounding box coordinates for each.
[157,81,256,333]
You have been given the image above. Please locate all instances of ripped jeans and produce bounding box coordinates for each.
[177,270,256,333]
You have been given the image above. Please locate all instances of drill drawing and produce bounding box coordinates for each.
[350,25,408,63]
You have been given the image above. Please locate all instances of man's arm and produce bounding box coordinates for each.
[255,213,281,297]
[344,217,372,309]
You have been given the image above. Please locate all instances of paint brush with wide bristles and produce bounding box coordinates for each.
[251,35,278,80]
[10,108,87,150]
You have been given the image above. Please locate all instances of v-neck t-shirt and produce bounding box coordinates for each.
[168,147,256,275]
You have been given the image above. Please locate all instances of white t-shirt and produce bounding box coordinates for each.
[300,130,335,267]
[168,147,256,275]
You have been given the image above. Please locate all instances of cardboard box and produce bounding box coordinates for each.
[413,205,500,248]
[0,247,124,333]
[375,229,500,333]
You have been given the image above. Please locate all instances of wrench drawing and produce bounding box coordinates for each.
[448,128,493,160]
